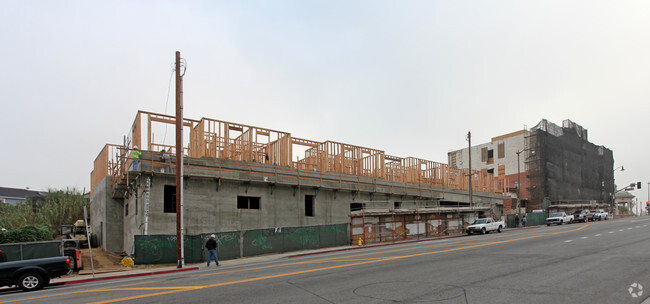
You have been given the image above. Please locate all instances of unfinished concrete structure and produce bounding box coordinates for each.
[448,119,614,214]
[91,111,505,254]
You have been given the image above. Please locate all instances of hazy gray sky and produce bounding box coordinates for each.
[1,1,648,202]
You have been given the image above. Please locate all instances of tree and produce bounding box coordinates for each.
[0,188,88,243]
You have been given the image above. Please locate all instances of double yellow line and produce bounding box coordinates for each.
[1,225,589,304]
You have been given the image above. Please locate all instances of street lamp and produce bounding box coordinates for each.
[612,166,624,215]
[516,148,534,227]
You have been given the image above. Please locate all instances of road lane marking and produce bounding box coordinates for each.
[595,234,601,237]
[565,240,572,243]
[1,226,591,304]
[636,226,640,228]
[609,231,614,234]
[200,230,546,278]
[89,225,592,304]
[0,281,162,304]
[620,229,625,231]
[628,228,633,230]
[580,237,588,239]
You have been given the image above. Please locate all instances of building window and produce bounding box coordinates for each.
[498,143,505,159]
[481,147,487,162]
[164,185,176,213]
[237,196,260,209]
[125,203,129,216]
[487,149,494,164]
[487,169,494,174]
[305,195,314,217]
[350,203,364,212]
[394,202,401,209]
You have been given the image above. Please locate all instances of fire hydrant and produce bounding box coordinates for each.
[358,237,364,246]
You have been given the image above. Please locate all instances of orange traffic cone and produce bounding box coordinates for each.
[586,217,588,223]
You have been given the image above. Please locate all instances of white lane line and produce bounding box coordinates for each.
[565,240,573,243]
[595,234,601,237]
[636,226,641,228]
[608,231,615,234]
[580,237,589,239]
[620,229,625,231]
[628,228,633,230]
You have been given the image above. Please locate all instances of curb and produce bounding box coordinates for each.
[52,266,200,286]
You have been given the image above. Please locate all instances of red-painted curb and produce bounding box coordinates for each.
[59,267,200,285]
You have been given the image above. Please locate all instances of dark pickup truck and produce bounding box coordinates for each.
[0,249,72,291]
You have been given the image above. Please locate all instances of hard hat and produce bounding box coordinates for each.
[210,234,215,238]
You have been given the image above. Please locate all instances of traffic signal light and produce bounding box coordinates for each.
[637,182,642,189]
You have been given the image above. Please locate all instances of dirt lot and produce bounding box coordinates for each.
[75,249,172,275]
[77,249,128,274]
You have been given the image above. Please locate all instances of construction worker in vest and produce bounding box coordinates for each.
[131,146,141,171]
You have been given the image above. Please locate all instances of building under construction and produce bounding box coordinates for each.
[90,111,505,255]
[448,119,614,213]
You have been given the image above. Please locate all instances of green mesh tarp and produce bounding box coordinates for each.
[134,224,349,265]
[507,213,548,228]
[0,241,63,261]
[243,229,285,257]
[319,224,348,248]
[134,235,178,264]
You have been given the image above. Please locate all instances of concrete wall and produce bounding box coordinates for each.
[90,177,123,253]
[98,156,505,254]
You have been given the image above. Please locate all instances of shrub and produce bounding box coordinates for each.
[0,225,52,243]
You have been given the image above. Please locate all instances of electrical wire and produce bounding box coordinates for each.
[162,68,175,146]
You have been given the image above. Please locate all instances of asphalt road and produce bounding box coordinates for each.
[2,218,650,304]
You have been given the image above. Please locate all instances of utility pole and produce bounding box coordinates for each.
[175,51,184,268]
[467,132,473,211]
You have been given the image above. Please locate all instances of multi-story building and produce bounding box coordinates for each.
[448,119,614,213]
[90,111,504,255]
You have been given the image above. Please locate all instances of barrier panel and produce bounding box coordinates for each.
[134,223,349,265]
[0,241,63,261]
[506,213,548,227]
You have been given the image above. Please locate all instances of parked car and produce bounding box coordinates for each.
[466,218,505,235]
[546,212,574,226]
[592,209,609,221]
[573,210,594,223]
[0,254,71,291]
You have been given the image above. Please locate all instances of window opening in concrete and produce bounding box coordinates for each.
[135,192,138,215]
[394,201,401,209]
[125,203,129,216]
[238,196,260,209]
[481,147,488,162]
[498,143,505,158]
[487,149,494,164]
[487,168,494,174]
[164,185,177,213]
[305,195,314,216]
[350,203,364,212]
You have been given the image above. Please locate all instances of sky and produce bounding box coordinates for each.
[1,1,649,202]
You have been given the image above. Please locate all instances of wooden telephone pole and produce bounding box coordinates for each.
[175,51,184,268]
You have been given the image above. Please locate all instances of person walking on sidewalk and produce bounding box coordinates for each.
[522,214,527,227]
[206,234,219,267]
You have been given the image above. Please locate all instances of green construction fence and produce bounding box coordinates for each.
[0,240,63,261]
[133,223,349,265]
[506,213,548,228]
